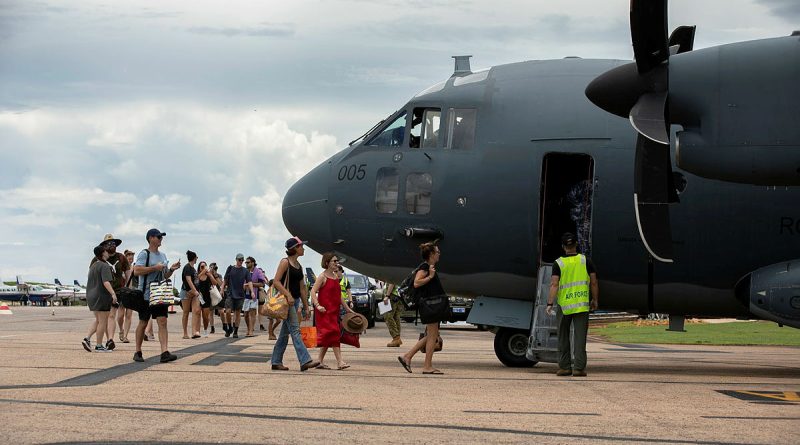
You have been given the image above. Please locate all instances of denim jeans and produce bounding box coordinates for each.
[271,298,311,365]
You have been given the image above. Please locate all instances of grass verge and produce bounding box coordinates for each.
[590,321,800,346]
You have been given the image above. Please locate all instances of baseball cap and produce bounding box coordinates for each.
[235,253,245,260]
[285,236,306,249]
[561,232,577,246]
[146,228,166,240]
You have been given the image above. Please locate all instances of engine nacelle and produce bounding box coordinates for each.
[736,260,800,329]
[676,131,800,185]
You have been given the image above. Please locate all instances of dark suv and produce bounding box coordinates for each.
[346,274,376,328]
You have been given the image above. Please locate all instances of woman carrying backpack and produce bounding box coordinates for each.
[398,241,446,375]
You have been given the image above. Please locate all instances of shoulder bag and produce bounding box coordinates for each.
[148,254,173,307]
[259,259,290,320]
[209,285,223,306]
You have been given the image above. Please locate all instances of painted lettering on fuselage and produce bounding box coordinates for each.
[337,164,367,181]
[780,217,800,235]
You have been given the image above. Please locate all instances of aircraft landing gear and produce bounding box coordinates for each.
[494,328,536,367]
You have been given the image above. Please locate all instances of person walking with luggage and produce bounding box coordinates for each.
[196,261,218,337]
[132,228,181,363]
[270,237,320,372]
[180,250,202,339]
[82,245,118,352]
[546,232,599,377]
[221,253,250,338]
[311,252,357,370]
[117,249,136,343]
[382,282,404,347]
[398,241,447,375]
[243,257,266,337]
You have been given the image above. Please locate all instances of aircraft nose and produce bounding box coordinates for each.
[282,162,331,246]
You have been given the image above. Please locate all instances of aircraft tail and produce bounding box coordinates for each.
[74,280,81,287]
[55,278,63,286]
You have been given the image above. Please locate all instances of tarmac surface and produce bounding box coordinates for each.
[0,306,798,444]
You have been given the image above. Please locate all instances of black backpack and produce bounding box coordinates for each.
[397,263,426,311]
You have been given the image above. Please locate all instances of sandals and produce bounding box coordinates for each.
[397,356,412,373]
[337,363,351,370]
[422,369,444,375]
[317,364,332,370]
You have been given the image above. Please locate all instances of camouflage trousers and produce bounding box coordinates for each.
[384,299,403,338]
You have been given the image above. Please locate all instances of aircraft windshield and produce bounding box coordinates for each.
[366,111,407,147]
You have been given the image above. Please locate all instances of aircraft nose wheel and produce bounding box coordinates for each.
[494,328,536,367]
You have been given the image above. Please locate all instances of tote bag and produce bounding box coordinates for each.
[148,279,174,307]
[209,286,222,306]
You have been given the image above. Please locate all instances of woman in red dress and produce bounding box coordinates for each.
[310,252,357,370]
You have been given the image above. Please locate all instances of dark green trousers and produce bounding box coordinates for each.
[557,311,589,371]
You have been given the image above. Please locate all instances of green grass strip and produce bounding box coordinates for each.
[591,321,800,346]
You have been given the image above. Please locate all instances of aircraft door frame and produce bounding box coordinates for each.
[537,152,595,266]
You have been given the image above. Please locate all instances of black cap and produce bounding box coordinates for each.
[561,232,577,246]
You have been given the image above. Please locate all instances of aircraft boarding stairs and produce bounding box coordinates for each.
[526,264,573,364]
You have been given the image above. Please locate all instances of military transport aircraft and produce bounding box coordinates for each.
[281,0,799,366]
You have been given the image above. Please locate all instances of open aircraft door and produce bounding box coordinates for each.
[529,153,595,363]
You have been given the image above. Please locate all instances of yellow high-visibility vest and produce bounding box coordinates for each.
[555,255,591,315]
[340,276,350,302]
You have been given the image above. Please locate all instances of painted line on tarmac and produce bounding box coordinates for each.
[0,398,769,445]
[701,416,800,420]
[463,410,599,416]
[717,390,800,404]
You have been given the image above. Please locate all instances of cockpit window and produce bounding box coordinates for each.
[375,167,399,214]
[367,111,407,147]
[410,108,441,149]
[446,108,476,150]
[405,173,432,215]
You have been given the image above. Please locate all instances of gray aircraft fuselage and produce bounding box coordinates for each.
[283,47,799,321]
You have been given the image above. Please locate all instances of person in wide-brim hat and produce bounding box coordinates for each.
[101,233,122,246]
[341,312,368,334]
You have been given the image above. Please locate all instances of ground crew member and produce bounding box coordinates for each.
[382,282,403,347]
[338,265,352,309]
[546,232,599,377]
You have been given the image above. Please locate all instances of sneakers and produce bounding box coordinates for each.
[556,368,573,377]
[202,329,208,338]
[82,337,91,352]
[160,351,178,363]
[572,369,588,377]
[133,351,144,362]
[94,345,112,353]
[105,339,116,351]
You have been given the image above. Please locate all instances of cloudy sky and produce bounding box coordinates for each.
[0,0,797,285]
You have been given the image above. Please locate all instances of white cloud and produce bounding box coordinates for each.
[0,179,137,214]
[113,218,160,238]
[143,194,192,214]
[168,218,221,234]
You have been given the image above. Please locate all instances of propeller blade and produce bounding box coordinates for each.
[634,134,675,263]
[668,25,696,54]
[630,91,669,145]
[630,0,669,74]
